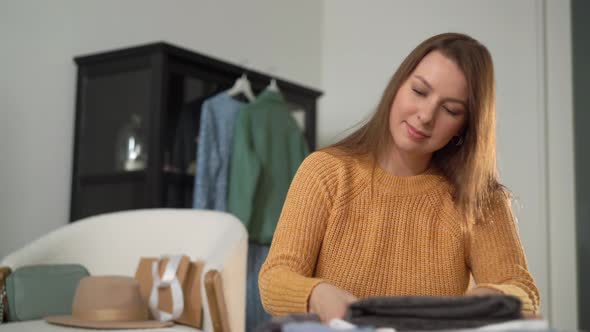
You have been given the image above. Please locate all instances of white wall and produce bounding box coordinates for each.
[320,0,577,329]
[0,0,322,258]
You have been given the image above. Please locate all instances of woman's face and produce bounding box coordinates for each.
[389,50,468,158]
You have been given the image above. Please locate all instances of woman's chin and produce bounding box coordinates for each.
[393,137,429,154]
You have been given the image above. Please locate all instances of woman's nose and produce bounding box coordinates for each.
[416,104,436,125]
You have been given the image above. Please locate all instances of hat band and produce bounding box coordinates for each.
[73,307,148,322]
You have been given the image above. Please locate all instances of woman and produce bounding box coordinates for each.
[258,32,540,323]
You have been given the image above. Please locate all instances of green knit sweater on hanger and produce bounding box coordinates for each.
[228,90,310,244]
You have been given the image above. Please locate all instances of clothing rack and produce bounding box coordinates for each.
[70,42,323,221]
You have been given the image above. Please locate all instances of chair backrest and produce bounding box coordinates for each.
[1,208,248,332]
[1,209,244,273]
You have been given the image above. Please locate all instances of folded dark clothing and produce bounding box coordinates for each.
[255,313,321,332]
[345,295,523,331]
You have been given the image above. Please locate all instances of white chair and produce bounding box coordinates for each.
[0,209,248,332]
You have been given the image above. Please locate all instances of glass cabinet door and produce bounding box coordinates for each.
[72,63,153,220]
[78,68,152,176]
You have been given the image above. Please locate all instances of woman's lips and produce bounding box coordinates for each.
[405,122,430,140]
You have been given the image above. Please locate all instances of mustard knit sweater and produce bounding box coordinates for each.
[259,150,540,316]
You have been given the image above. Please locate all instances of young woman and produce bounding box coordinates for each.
[258,32,540,322]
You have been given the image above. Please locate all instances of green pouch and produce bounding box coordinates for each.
[5,264,89,321]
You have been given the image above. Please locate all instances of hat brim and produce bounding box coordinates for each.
[45,315,174,330]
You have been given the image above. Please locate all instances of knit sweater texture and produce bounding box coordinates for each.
[259,150,540,316]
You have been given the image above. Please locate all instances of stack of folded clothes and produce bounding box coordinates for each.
[345,295,523,330]
[256,295,552,331]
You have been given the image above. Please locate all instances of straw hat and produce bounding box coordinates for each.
[46,276,173,329]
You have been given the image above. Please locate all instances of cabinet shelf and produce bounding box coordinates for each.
[79,171,145,185]
[163,171,194,187]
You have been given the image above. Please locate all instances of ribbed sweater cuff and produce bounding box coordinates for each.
[476,283,538,315]
[260,268,326,315]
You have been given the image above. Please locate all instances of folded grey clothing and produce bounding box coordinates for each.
[345,295,523,331]
[283,322,375,332]
[255,313,321,332]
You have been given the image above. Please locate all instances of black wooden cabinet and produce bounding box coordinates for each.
[70,42,322,222]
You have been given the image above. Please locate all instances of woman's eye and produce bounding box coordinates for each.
[444,107,459,116]
[412,88,426,96]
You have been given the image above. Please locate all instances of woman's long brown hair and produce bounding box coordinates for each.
[328,32,507,224]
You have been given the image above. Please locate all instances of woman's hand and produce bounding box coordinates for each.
[308,282,358,323]
[465,286,502,296]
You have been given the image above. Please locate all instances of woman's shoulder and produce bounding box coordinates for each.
[481,186,514,223]
[297,147,368,189]
[295,148,372,209]
[435,183,514,228]
[301,147,362,172]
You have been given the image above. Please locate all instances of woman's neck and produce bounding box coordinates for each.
[380,146,432,176]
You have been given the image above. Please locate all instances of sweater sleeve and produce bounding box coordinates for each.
[258,152,334,316]
[193,102,221,209]
[468,192,541,315]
